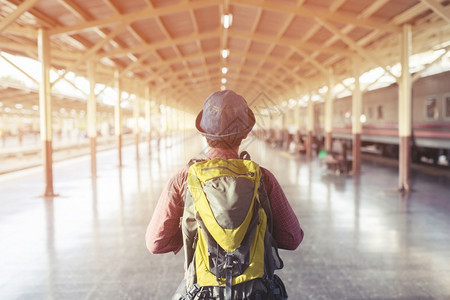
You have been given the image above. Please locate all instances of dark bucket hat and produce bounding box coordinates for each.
[195,90,255,140]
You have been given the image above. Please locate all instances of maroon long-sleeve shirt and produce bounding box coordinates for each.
[146,148,303,254]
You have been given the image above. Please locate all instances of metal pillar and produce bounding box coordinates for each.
[399,25,412,192]
[324,69,334,152]
[306,94,314,158]
[294,101,301,147]
[145,87,152,155]
[281,110,287,150]
[38,28,55,197]
[87,60,97,177]
[114,70,122,167]
[294,102,301,128]
[352,64,362,174]
[133,89,141,160]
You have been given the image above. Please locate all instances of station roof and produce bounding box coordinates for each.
[0,80,128,117]
[1,0,450,115]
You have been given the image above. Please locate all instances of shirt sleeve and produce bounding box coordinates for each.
[262,168,304,250]
[145,167,187,255]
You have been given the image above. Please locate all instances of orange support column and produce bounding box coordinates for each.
[38,28,56,197]
[114,70,123,167]
[133,89,141,160]
[324,69,334,152]
[306,94,314,158]
[352,64,362,174]
[145,87,152,155]
[87,60,97,177]
[398,25,412,192]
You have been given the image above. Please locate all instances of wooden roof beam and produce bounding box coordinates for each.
[237,0,401,33]
[150,64,287,99]
[2,23,37,39]
[392,2,431,25]
[293,48,328,76]
[51,22,129,87]
[236,6,264,92]
[0,52,39,84]
[412,45,450,82]
[316,18,399,81]
[301,0,391,86]
[57,0,91,20]
[240,6,299,94]
[98,29,220,58]
[152,7,193,85]
[8,0,58,28]
[359,0,391,19]
[229,29,354,57]
[134,46,312,84]
[420,0,450,24]
[188,7,208,88]
[145,61,287,89]
[132,50,218,73]
[329,0,347,12]
[0,0,39,33]
[49,0,220,36]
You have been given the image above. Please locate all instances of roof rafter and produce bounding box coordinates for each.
[236,0,401,33]
[420,0,450,24]
[229,29,355,57]
[316,18,399,81]
[49,0,221,36]
[97,29,220,58]
[51,22,130,87]
[0,0,39,33]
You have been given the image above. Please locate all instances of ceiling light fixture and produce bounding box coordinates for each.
[221,78,227,84]
[221,67,228,74]
[222,13,233,29]
[221,49,230,59]
[221,85,226,91]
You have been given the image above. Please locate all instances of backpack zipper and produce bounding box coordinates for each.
[201,166,254,177]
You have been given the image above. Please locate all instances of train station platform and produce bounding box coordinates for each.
[0,135,449,299]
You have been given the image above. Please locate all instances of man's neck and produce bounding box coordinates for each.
[206,147,240,159]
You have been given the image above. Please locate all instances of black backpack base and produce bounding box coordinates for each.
[173,276,288,300]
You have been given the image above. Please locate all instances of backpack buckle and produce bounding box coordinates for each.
[186,283,201,299]
[225,253,234,270]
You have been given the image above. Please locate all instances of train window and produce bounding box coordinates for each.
[377,105,383,119]
[445,95,450,118]
[425,97,438,120]
[368,107,373,119]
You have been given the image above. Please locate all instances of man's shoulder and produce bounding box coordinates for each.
[259,165,274,177]
[166,165,189,188]
[173,165,189,177]
[258,165,279,187]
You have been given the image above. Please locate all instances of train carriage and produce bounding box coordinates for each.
[318,71,450,164]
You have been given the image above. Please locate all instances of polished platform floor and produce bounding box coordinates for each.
[0,134,449,300]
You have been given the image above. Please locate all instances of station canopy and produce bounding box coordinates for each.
[1,0,450,115]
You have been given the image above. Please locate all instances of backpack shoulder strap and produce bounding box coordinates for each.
[239,151,251,160]
[257,170,273,234]
[186,158,205,169]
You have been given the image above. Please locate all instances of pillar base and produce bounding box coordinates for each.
[148,133,152,155]
[325,132,332,152]
[399,136,411,192]
[135,133,140,160]
[352,133,361,174]
[306,131,313,158]
[42,140,55,197]
[90,137,97,177]
[117,134,122,167]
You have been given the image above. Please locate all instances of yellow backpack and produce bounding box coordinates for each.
[179,157,286,300]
